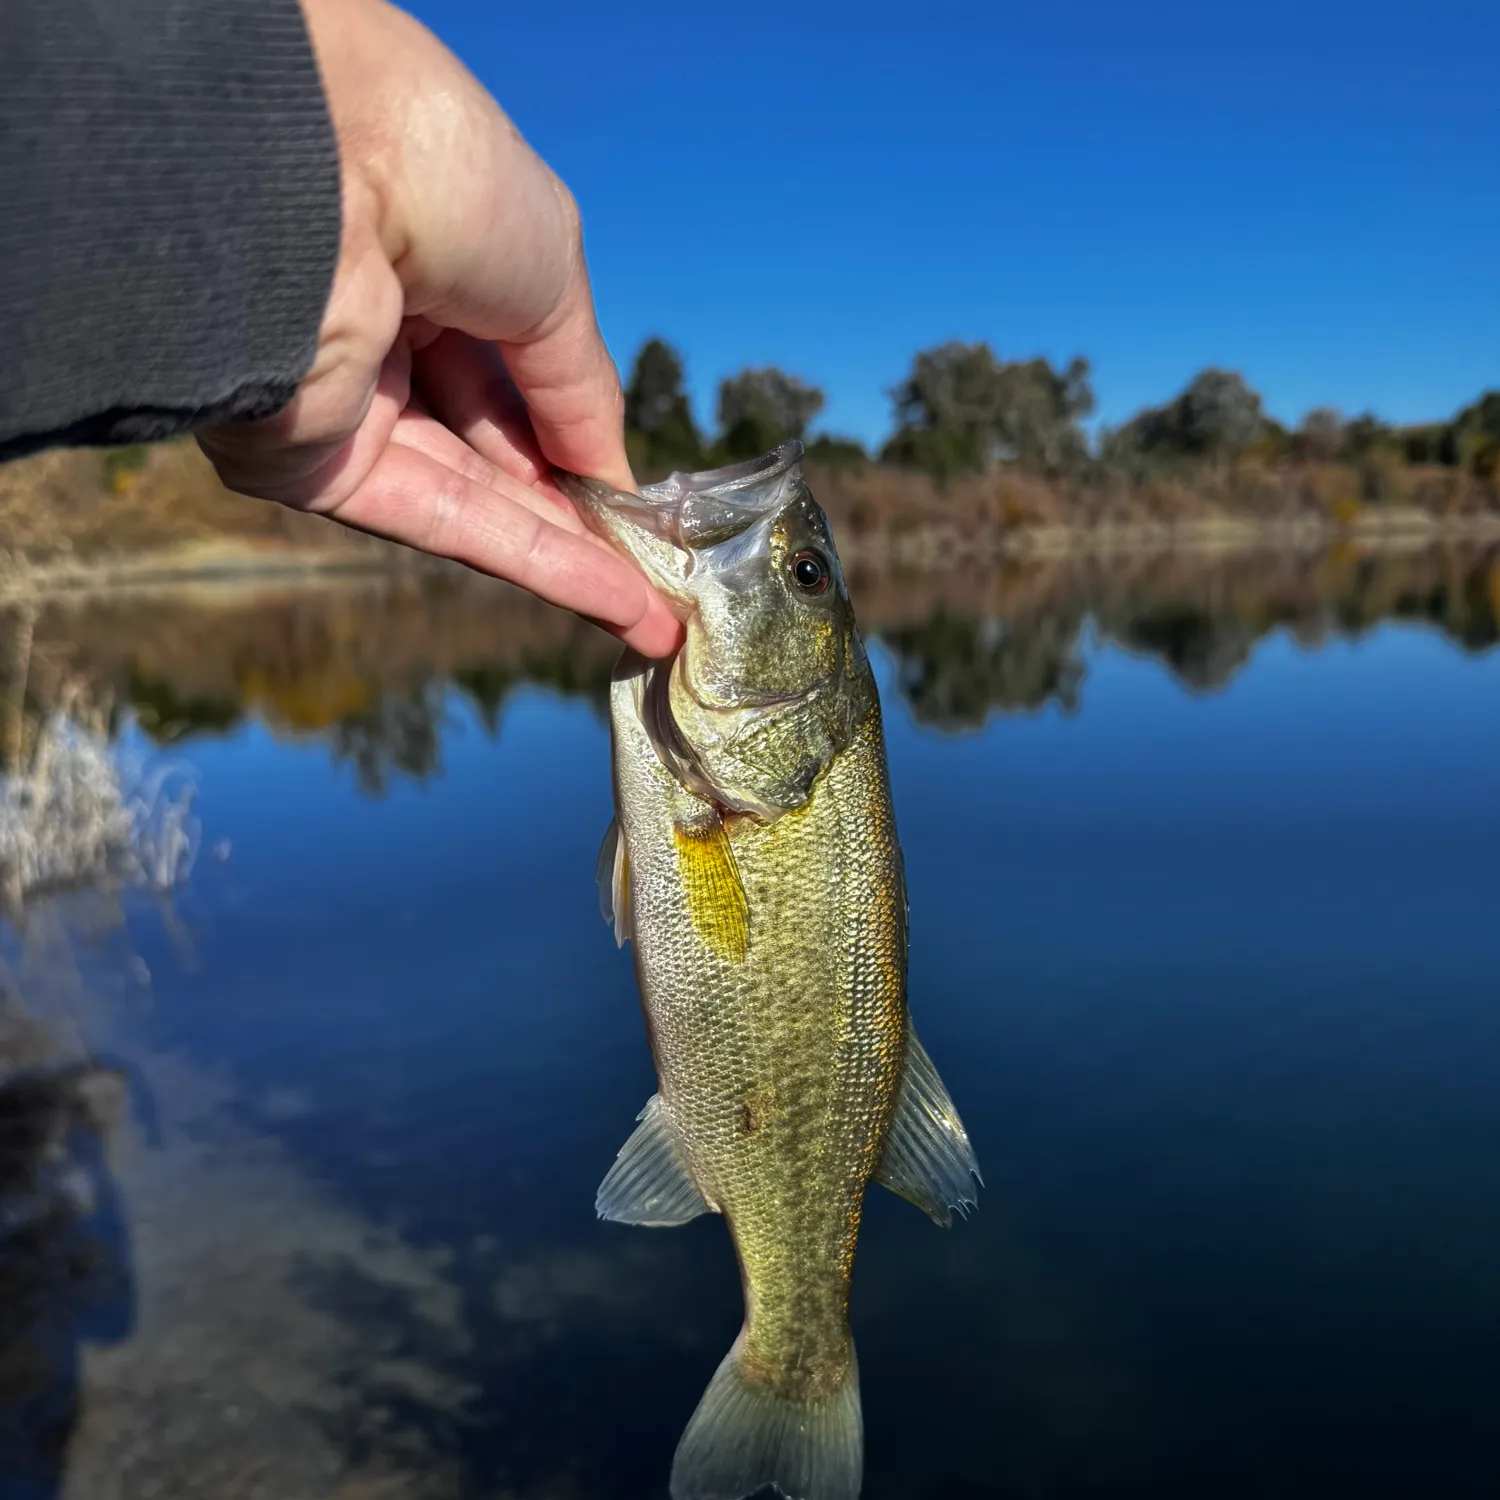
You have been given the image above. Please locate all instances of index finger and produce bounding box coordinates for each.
[497,198,637,494]
[330,440,679,657]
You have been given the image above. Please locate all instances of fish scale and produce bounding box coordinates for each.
[557,443,981,1500]
[646,708,902,1396]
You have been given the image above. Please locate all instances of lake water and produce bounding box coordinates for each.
[2,546,1499,1499]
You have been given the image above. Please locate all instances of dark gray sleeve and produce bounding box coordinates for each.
[0,0,342,462]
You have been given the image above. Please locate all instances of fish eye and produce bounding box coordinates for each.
[791,550,830,596]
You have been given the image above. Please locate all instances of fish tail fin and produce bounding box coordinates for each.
[670,1329,862,1500]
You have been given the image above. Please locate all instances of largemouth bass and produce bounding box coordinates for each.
[556,443,980,1500]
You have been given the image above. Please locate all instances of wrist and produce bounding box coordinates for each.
[297,0,408,275]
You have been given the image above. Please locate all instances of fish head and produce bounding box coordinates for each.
[556,442,875,818]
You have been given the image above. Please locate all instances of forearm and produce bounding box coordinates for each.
[0,0,341,462]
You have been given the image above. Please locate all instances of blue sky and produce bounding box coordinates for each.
[410,0,1496,448]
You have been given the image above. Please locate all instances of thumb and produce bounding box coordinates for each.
[302,0,634,487]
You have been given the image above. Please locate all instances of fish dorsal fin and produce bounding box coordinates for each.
[874,1028,982,1226]
[594,817,631,947]
[597,1094,716,1227]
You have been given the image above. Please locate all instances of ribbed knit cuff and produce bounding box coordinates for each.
[0,0,342,460]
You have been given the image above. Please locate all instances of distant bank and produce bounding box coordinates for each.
[0,436,1496,597]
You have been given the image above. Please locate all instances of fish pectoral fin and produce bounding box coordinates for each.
[874,1028,982,1227]
[594,816,631,947]
[596,1094,715,1227]
[673,813,749,963]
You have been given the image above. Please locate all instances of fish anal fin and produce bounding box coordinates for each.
[597,1094,714,1227]
[874,1028,982,1227]
[595,816,632,947]
[673,814,748,963]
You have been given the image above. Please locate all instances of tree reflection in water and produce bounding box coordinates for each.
[885,611,1086,729]
[0,542,1490,767]
[328,685,447,797]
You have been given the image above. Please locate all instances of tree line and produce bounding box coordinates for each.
[621,336,1500,488]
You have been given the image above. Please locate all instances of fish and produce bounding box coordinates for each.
[554,442,980,1500]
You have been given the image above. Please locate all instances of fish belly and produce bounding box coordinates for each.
[613,676,907,1396]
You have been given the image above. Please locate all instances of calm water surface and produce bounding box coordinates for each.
[3,558,1500,1499]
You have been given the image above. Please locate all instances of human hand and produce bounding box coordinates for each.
[195,0,682,657]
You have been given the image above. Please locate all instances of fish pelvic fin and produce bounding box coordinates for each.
[595,816,631,947]
[596,1094,715,1227]
[670,1330,862,1500]
[873,1026,982,1226]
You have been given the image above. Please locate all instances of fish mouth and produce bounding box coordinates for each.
[607,441,805,550]
[553,442,806,600]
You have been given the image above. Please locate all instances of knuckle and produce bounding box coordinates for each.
[552,178,583,247]
[454,446,504,493]
[418,461,472,556]
[512,509,548,580]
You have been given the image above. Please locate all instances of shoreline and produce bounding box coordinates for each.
[0,539,416,604]
[837,509,1500,567]
[0,533,1490,747]
[0,513,1494,605]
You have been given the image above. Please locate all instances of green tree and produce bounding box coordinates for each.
[1178,369,1263,457]
[623,337,704,477]
[1253,414,1291,462]
[993,355,1094,470]
[882,341,1093,479]
[1396,422,1454,466]
[803,434,868,471]
[1452,390,1500,478]
[1294,407,1344,462]
[1341,411,1396,462]
[887,341,1007,472]
[879,424,986,482]
[1106,368,1265,468]
[715,367,825,461]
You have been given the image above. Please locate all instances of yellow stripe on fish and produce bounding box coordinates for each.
[672,818,750,963]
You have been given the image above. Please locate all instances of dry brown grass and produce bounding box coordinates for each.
[0,620,197,911]
[808,460,1500,572]
[0,441,383,570]
[2,441,1496,586]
